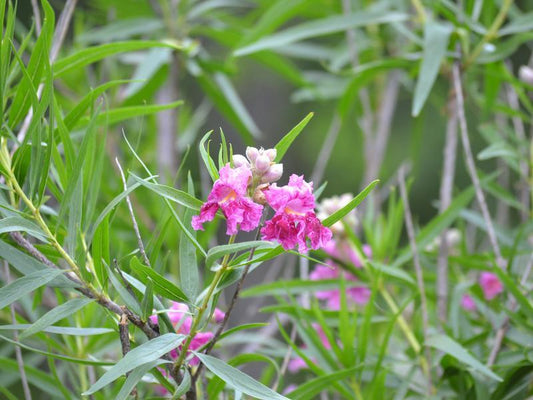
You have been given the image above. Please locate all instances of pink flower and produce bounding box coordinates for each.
[310,260,370,309]
[323,241,371,267]
[461,294,476,311]
[479,272,503,300]
[288,357,308,373]
[261,175,331,251]
[192,164,263,235]
[150,302,220,367]
[212,308,225,324]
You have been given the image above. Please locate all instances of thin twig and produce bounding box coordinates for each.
[3,261,32,400]
[30,0,41,35]
[452,62,505,269]
[437,92,458,323]
[487,254,533,366]
[398,166,432,394]
[271,325,297,391]
[362,70,401,204]
[310,113,341,185]
[115,158,151,267]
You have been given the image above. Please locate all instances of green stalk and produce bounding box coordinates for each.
[464,0,513,69]
[172,235,236,375]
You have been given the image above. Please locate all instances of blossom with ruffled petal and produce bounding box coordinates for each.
[479,272,503,300]
[261,175,331,251]
[192,164,263,235]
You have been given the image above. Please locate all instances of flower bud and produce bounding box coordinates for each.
[261,163,283,183]
[232,154,249,168]
[253,184,269,205]
[519,66,533,86]
[264,148,277,162]
[254,154,271,173]
[246,146,259,162]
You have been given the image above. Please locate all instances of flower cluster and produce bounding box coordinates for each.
[192,146,331,252]
[310,194,370,310]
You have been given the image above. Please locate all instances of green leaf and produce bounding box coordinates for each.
[115,359,170,400]
[234,10,407,56]
[0,324,113,336]
[0,216,47,241]
[180,174,200,301]
[77,18,164,43]
[286,367,360,399]
[130,257,188,303]
[194,352,289,400]
[274,112,313,162]
[206,241,269,270]
[411,21,452,116]
[0,269,64,310]
[130,173,202,210]
[426,334,502,381]
[491,267,533,320]
[217,323,269,342]
[141,278,154,321]
[199,131,219,181]
[84,333,185,395]
[322,180,379,227]
[20,297,94,339]
[54,40,182,76]
[74,101,184,129]
[0,239,75,288]
[242,279,374,298]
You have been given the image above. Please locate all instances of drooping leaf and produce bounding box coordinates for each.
[412,21,452,116]
[84,333,185,395]
[194,352,289,400]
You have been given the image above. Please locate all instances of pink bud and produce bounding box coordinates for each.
[264,148,277,161]
[246,146,259,162]
[254,154,271,173]
[232,154,249,168]
[213,308,225,324]
[461,294,476,311]
[261,163,283,183]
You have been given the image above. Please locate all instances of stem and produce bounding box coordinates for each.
[464,0,513,69]
[410,0,427,23]
[172,235,236,375]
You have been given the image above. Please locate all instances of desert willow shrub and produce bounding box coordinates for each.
[2,0,533,399]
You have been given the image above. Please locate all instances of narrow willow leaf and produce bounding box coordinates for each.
[0,216,47,241]
[241,279,375,298]
[199,131,219,181]
[492,267,533,320]
[0,333,114,366]
[412,21,452,116]
[322,180,379,227]
[194,352,289,400]
[234,10,407,56]
[206,241,268,270]
[141,278,154,321]
[77,18,164,43]
[173,368,192,398]
[0,324,113,336]
[54,40,182,76]
[274,112,313,162]
[426,334,502,381]
[217,323,269,341]
[87,181,142,242]
[84,333,185,395]
[130,257,188,303]
[286,367,360,400]
[0,269,64,310]
[105,261,142,316]
[115,359,170,400]
[0,239,75,288]
[20,298,94,339]
[129,173,202,210]
[179,174,200,301]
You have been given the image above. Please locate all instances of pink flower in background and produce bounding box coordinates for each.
[323,241,371,267]
[261,175,331,251]
[192,164,263,235]
[287,324,331,373]
[479,272,503,300]
[461,294,476,311]
[150,302,224,367]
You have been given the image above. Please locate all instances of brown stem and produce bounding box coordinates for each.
[452,61,506,269]
[437,91,458,324]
